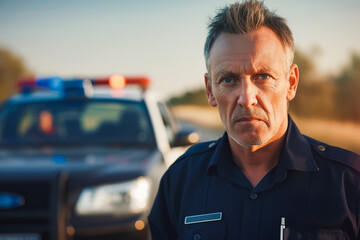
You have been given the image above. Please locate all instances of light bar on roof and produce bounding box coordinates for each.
[92,75,151,90]
[17,75,151,93]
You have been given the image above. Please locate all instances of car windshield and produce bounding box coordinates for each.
[0,100,156,147]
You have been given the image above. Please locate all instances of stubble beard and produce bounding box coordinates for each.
[224,107,270,147]
[227,124,269,148]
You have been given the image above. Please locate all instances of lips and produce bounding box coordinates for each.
[234,115,265,124]
[232,108,266,124]
[237,117,262,122]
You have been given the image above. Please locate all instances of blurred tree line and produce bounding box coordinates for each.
[170,49,360,123]
[0,48,30,103]
[290,50,360,122]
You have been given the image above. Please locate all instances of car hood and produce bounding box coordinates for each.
[0,147,162,187]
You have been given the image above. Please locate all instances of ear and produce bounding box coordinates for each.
[205,73,217,107]
[286,64,299,101]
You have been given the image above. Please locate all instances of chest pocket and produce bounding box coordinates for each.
[180,221,226,240]
[283,228,350,240]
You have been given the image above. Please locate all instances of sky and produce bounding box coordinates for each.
[0,0,359,98]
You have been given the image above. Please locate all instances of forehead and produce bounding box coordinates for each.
[209,27,286,74]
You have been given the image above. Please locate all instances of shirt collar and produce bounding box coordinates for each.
[279,115,319,172]
[206,115,319,178]
[206,131,234,178]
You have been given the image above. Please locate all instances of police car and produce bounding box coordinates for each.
[0,75,200,240]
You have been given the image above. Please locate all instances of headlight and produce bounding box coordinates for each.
[75,177,151,216]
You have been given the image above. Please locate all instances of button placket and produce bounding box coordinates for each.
[240,190,262,239]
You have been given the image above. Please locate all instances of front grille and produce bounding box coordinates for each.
[0,171,67,240]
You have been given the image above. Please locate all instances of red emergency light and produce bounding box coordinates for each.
[18,77,35,91]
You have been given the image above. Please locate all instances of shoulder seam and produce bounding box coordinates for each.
[304,135,360,173]
[173,140,218,165]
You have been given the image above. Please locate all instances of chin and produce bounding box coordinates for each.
[228,132,266,147]
[228,125,270,146]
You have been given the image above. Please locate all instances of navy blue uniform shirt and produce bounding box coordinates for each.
[148,116,360,239]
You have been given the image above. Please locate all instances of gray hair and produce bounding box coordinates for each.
[204,0,294,72]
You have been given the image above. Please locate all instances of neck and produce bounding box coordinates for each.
[229,125,288,188]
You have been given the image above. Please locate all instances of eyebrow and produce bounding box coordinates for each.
[256,66,278,75]
[213,70,239,80]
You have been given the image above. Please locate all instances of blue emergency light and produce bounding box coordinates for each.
[19,76,63,93]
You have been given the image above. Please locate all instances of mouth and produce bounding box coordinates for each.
[235,117,263,124]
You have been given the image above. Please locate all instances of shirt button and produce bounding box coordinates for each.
[194,233,201,240]
[249,193,258,200]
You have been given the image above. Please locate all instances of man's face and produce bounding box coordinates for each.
[205,27,298,148]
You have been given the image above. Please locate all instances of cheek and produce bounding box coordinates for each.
[258,87,288,117]
[213,89,237,119]
[213,86,231,105]
[220,88,240,105]
[270,91,289,119]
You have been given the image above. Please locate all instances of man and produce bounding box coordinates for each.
[148,1,360,239]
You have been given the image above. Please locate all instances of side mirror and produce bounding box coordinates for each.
[171,128,200,147]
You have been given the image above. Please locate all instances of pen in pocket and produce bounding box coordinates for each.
[280,217,285,240]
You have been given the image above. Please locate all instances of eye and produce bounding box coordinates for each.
[221,77,234,84]
[254,74,271,81]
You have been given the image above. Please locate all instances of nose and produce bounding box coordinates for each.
[237,79,258,107]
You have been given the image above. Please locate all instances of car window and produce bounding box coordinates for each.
[0,100,156,147]
[157,102,179,145]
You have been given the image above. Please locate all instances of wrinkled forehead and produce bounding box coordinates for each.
[208,27,287,74]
